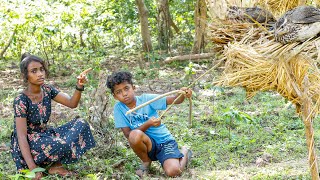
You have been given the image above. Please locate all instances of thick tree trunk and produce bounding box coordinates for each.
[135,0,153,52]
[192,0,207,54]
[157,0,170,52]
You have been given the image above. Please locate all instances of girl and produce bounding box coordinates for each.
[11,53,96,179]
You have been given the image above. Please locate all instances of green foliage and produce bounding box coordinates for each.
[184,62,196,77]
[0,81,314,178]
[0,1,315,177]
[0,0,195,65]
[9,167,45,180]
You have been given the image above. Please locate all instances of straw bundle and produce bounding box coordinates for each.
[215,39,320,115]
[213,37,320,178]
[255,0,300,16]
[207,1,320,177]
[206,0,257,20]
[209,21,270,52]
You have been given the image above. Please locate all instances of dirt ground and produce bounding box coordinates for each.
[0,61,313,179]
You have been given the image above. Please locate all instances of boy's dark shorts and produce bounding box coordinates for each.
[147,137,184,166]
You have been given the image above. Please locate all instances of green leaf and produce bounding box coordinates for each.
[31,167,46,173]
[8,174,23,180]
[25,171,36,178]
[20,169,30,173]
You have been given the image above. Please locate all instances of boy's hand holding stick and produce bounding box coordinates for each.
[126,88,193,126]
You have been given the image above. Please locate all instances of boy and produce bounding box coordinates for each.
[106,71,192,177]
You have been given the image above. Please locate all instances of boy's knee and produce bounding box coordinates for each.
[165,166,182,177]
[128,129,144,144]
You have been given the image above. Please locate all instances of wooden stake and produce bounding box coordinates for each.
[301,76,319,180]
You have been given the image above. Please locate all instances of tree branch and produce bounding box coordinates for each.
[163,53,215,63]
[0,27,17,59]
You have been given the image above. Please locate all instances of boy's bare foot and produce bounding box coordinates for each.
[136,162,151,178]
[181,146,188,155]
[180,146,192,169]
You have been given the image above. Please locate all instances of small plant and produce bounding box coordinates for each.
[184,62,196,78]
[223,106,253,140]
[9,167,46,180]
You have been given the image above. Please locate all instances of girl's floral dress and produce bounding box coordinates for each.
[11,84,96,171]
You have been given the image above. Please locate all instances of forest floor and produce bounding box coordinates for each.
[0,56,316,179]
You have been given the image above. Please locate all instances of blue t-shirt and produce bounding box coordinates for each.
[113,94,174,144]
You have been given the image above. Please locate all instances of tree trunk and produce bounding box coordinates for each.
[157,0,170,52]
[0,28,17,59]
[135,0,153,52]
[169,17,180,34]
[192,0,207,54]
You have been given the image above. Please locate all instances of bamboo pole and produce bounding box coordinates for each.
[301,76,319,179]
[125,90,184,115]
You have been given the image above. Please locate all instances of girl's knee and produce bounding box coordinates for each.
[75,118,90,129]
[75,117,87,124]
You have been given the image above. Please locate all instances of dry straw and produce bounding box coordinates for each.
[214,36,320,115]
[207,0,320,177]
[255,0,300,16]
[208,21,270,52]
[211,29,320,179]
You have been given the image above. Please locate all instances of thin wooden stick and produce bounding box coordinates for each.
[126,57,225,125]
[188,57,226,88]
[188,97,192,126]
[125,90,183,115]
[159,93,183,119]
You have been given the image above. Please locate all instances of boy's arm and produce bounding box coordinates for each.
[166,87,192,105]
[121,127,131,139]
[121,117,161,139]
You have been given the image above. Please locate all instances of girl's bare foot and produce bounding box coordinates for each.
[48,166,76,176]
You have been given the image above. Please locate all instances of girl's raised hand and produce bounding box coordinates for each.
[77,68,92,86]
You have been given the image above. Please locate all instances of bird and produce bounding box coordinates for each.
[226,6,276,25]
[274,6,320,44]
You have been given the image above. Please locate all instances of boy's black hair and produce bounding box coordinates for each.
[20,52,49,83]
[106,71,133,93]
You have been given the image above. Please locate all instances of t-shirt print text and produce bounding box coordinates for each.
[128,112,149,128]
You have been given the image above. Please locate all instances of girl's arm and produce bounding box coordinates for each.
[15,117,38,170]
[53,90,82,108]
[53,68,91,108]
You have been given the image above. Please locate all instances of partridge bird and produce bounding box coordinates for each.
[226,6,276,25]
[274,6,320,44]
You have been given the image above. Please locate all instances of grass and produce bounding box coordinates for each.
[0,60,316,179]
